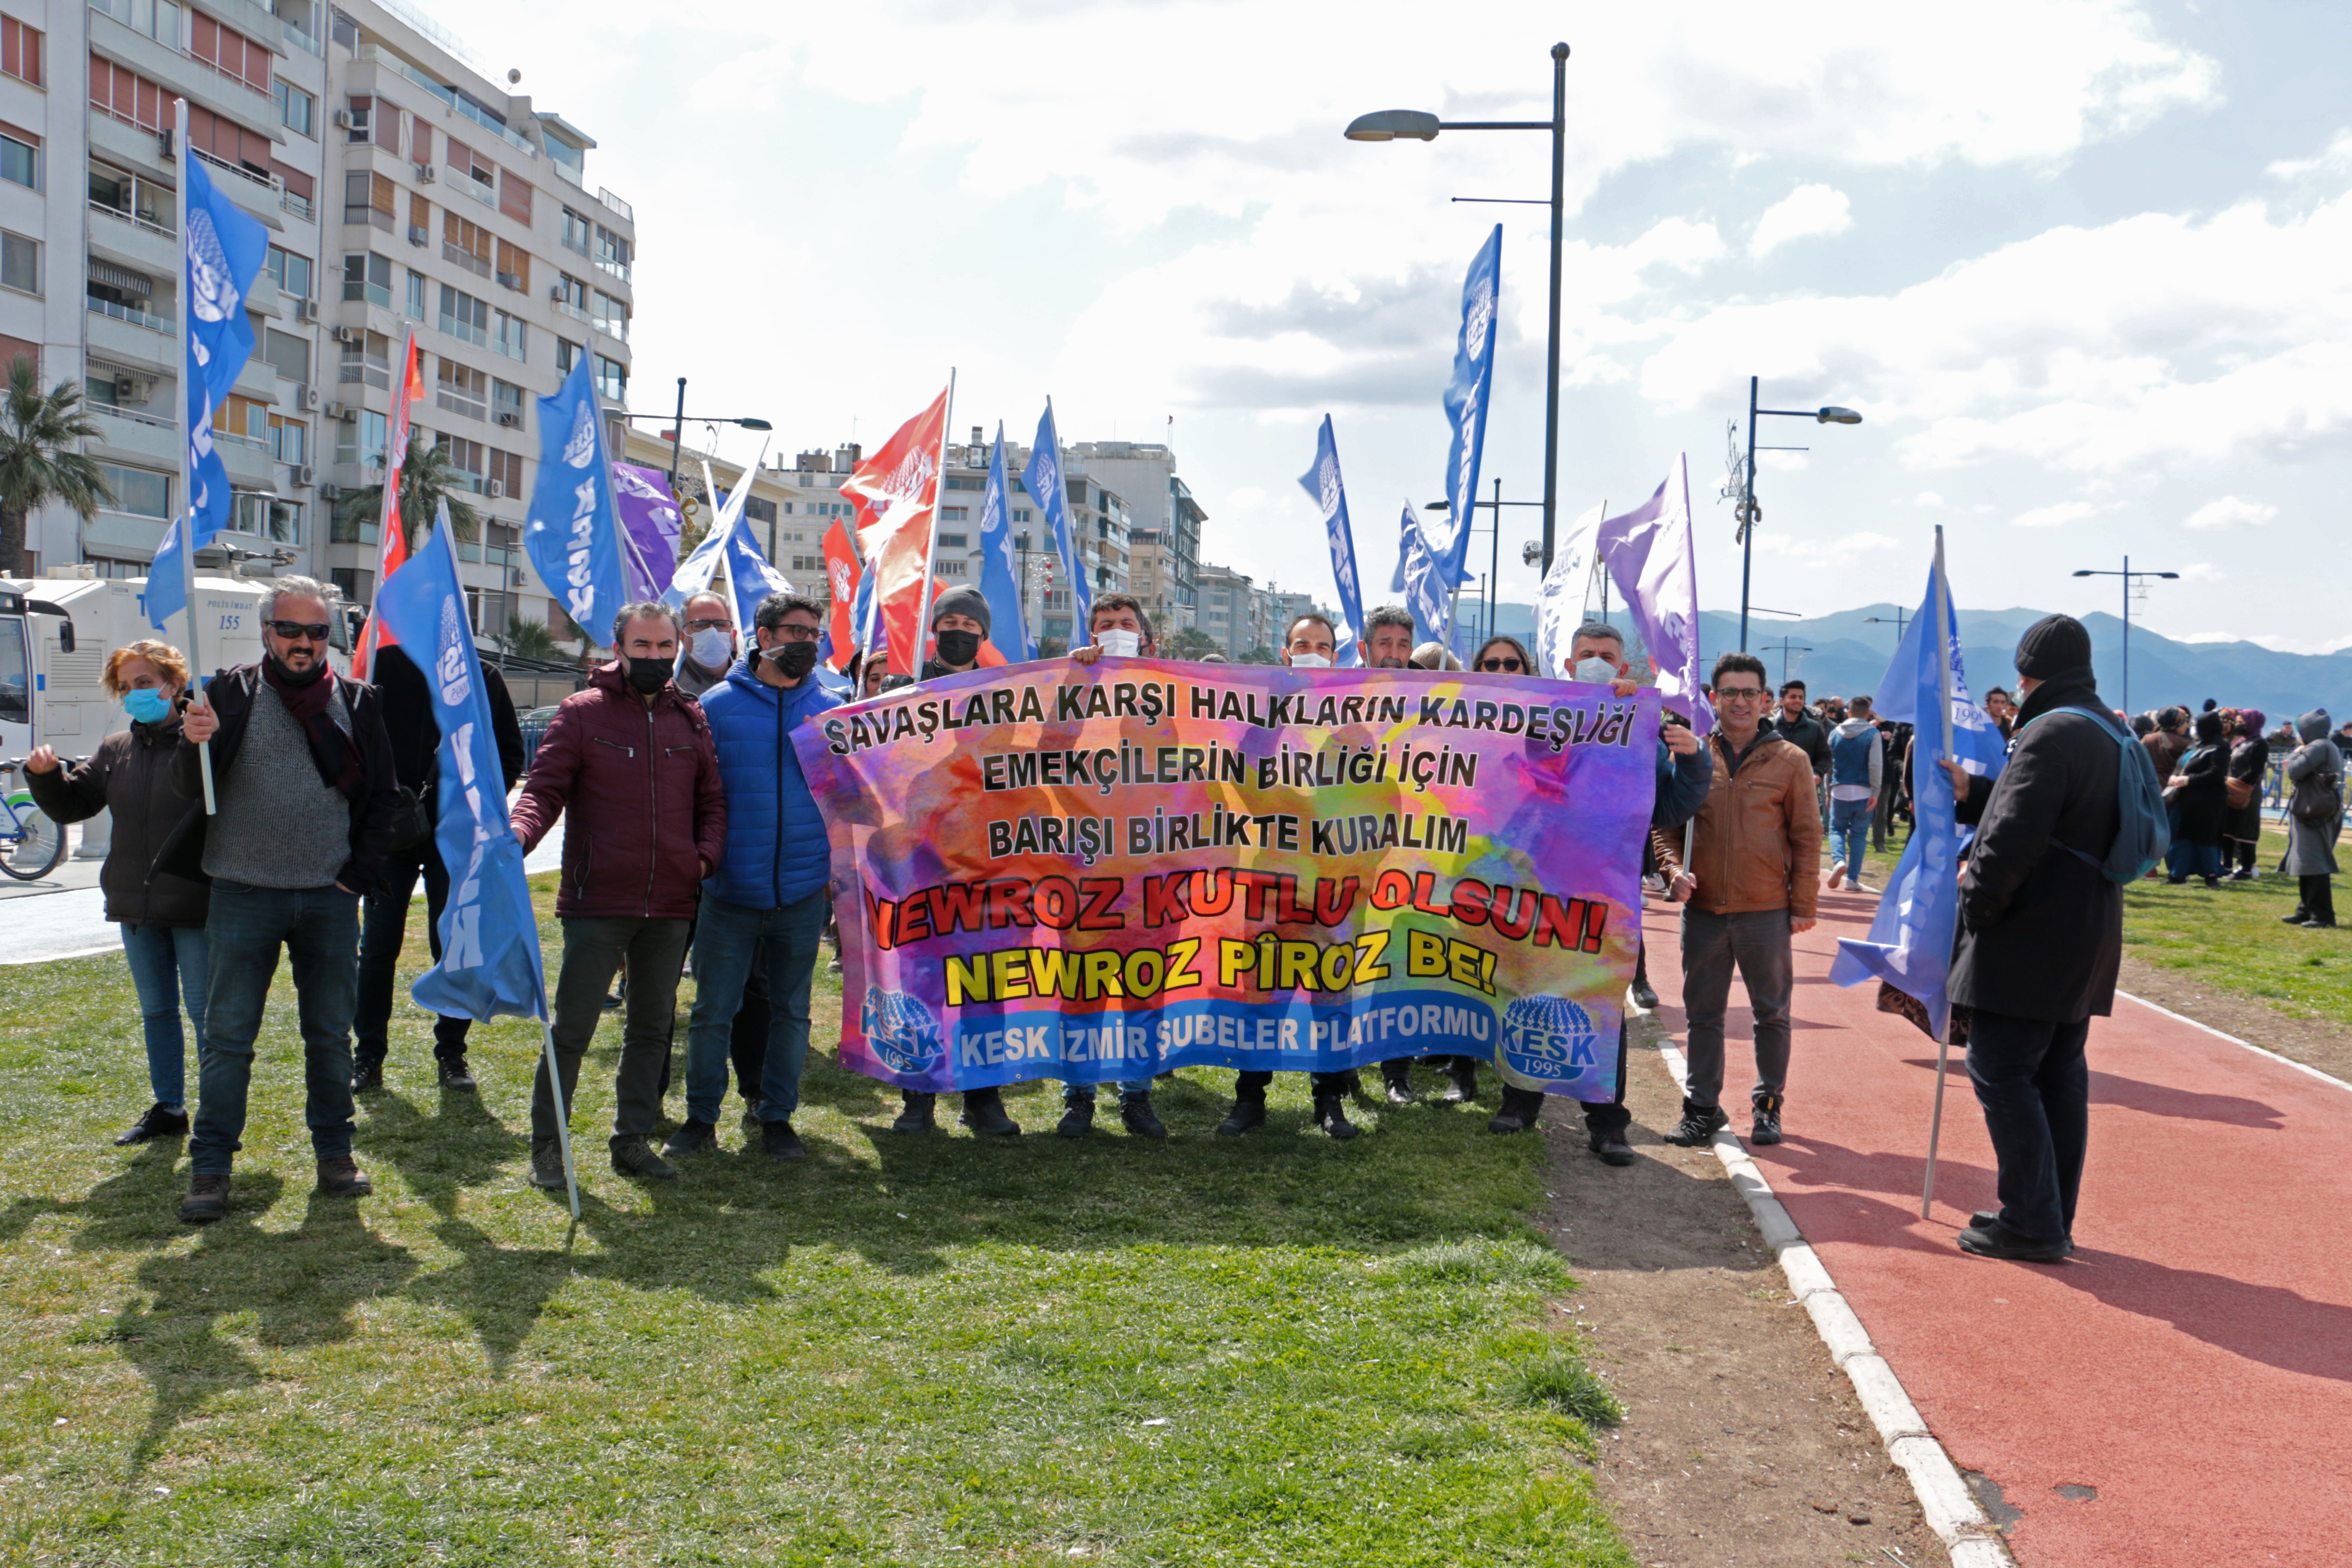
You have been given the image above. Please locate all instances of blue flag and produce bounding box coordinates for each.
[524,357,630,647]
[1828,532,2006,1038]
[372,504,548,1022]
[1429,225,1501,615]
[851,550,880,668]
[149,156,266,632]
[977,423,1033,661]
[1023,403,1091,639]
[722,498,793,632]
[1299,416,1365,665]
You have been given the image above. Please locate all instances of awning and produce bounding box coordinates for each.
[87,260,152,297]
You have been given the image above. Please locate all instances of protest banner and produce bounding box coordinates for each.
[797,659,1659,1100]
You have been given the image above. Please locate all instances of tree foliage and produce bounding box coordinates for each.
[0,357,110,575]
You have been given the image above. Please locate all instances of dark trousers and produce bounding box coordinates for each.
[1966,1009,2091,1244]
[2300,874,2337,924]
[1678,906,1795,1108]
[1234,1069,1348,1097]
[352,840,471,1064]
[190,882,362,1176]
[537,916,691,1152]
[684,892,825,1125]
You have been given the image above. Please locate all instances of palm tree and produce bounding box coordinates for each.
[502,615,560,660]
[334,438,480,554]
[0,357,111,576]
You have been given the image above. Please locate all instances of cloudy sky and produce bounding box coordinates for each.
[450,0,2352,651]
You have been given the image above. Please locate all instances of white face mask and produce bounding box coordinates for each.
[1288,653,1331,669]
[1573,656,1618,685]
[690,627,734,668]
[1096,629,1141,658]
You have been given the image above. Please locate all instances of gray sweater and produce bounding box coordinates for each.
[202,683,354,889]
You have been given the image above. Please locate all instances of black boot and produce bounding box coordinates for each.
[1055,1095,1096,1139]
[1443,1057,1479,1104]
[1313,1093,1360,1140]
[350,1051,385,1093]
[891,1091,937,1135]
[959,1087,1020,1136]
[1663,1098,1730,1147]
[1215,1093,1266,1136]
[1380,1062,1416,1106]
[1488,1086,1544,1134]
[1118,1092,1168,1139]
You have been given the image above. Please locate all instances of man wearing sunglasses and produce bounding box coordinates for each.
[164,578,401,1224]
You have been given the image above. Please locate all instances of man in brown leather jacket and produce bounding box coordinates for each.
[1656,651,1822,1148]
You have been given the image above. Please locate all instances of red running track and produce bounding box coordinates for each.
[1640,890,2352,1568]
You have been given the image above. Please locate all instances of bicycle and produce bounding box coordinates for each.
[0,760,67,881]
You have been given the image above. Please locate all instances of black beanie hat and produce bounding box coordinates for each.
[930,585,991,637]
[2014,613,2092,680]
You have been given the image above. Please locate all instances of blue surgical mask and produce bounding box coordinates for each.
[123,688,173,724]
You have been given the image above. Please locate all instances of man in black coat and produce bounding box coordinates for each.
[350,642,525,1094]
[1944,614,2123,1263]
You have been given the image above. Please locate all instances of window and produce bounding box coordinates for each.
[593,225,631,280]
[446,137,495,202]
[555,338,580,374]
[442,212,490,277]
[97,462,170,518]
[936,533,969,548]
[940,507,969,522]
[499,169,531,225]
[491,378,524,427]
[338,330,389,388]
[553,272,588,318]
[408,191,430,243]
[85,374,119,408]
[343,251,392,307]
[494,239,529,293]
[936,559,968,578]
[218,393,268,445]
[593,353,626,401]
[435,432,484,487]
[275,80,315,138]
[590,290,628,342]
[262,327,310,389]
[0,134,35,192]
[487,448,523,495]
[744,497,776,525]
[263,246,312,301]
[269,413,306,465]
[403,268,425,318]
[190,13,271,95]
[436,358,486,420]
[438,284,488,346]
[0,230,38,295]
[490,309,525,361]
[345,95,372,144]
[336,407,387,467]
[1012,508,1032,524]
[3,16,42,87]
[345,171,395,232]
[560,206,591,256]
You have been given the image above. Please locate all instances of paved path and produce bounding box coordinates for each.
[1641,889,2352,1567]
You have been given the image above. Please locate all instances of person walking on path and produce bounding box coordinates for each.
[1942,613,2125,1263]
[1661,652,1822,1150]
[2223,709,2269,879]
[164,579,401,1224]
[1824,694,1884,894]
[2163,710,2230,888]
[23,640,209,1148]
[662,593,838,1165]
[510,603,726,1188]
[350,643,524,1095]
[2281,710,2343,929]
[1766,680,1831,825]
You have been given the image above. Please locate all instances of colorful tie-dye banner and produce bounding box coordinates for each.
[795,659,1658,1100]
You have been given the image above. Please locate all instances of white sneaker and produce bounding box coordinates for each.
[1850,877,1873,895]
[1827,861,1846,889]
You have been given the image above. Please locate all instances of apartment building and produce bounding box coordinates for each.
[1194,560,1266,661]
[3,0,634,646]
[1065,440,1199,636]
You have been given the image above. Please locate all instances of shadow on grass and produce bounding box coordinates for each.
[350,1084,532,1215]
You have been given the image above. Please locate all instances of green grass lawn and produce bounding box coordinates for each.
[0,875,1631,1567]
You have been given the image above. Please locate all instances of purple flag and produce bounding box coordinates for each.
[1596,453,1714,737]
[612,463,683,604]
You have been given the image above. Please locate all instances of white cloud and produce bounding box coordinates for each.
[2183,496,2277,530]
[2180,630,2352,653]
[1908,491,1947,508]
[2177,562,2226,582]
[1750,184,1853,257]
[1755,530,1902,561]
[2266,129,2352,183]
[2010,500,2106,528]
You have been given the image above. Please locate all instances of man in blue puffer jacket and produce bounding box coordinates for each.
[664,592,842,1161]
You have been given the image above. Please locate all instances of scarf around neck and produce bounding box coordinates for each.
[261,659,361,794]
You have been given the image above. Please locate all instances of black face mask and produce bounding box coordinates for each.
[624,656,672,695]
[935,629,982,668]
[270,650,327,687]
[767,641,819,680]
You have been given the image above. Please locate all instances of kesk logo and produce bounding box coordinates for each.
[563,399,597,468]
[186,209,238,325]
[435,600,472,710]
[863,989,943,1076]
[1501,995,1600,1083]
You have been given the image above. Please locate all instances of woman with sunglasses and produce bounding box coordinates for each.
[1470,636,1537,677]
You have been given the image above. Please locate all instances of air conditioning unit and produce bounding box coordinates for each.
[296,299,321,323]
[494,411,521,428]
[509,567,526,587]
[320,483,343,500]
[301,386,322,410]
[414,163,436,184]
[325,400,352,421]
[486,479,505,499]
[496,272,522,291]
[407,225,428,247]
[331,326,361,345]
[112,373,137,400]
[294,465,316,486]
[334,109,355,129]
[157,129,175,160]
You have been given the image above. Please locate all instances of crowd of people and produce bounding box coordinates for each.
[20,576,2344,1251]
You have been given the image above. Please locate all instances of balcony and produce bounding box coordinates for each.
[345,206,395,236]
[443,242,491,279]
[88,296,173,335]
[598,188,633,222]
[435,389,486,421]
[88,197,172,240]
[496,271,524,293]
[282,188,315,223]
[339,358,391,390]
[439,314,488,348]
[553,298,589,326]
[594,255,631,285]
[95,402,173,431]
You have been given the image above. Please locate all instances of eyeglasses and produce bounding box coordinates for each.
[766,626,820,644]
[1714,687,1767,703]
[683,617,732,634]
[1478,657,1525,672]
[268,620,332,643]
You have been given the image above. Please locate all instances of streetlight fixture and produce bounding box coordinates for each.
[2071,556,2178,716]
[622,376,775,494]
[1347,43,1571,574]
[1864,609,1909,640]
[1734,379,1862,652]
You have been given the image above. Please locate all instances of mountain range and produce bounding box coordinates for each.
[1459,601,2350,723]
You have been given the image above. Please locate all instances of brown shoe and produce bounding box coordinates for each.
[315,1155,374,1197]
[180,1173,231,1225]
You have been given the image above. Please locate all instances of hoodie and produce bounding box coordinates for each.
[1826,716,1883,801]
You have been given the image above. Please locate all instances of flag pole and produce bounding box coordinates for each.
[910,371,957,675]
[172,97,215,815]
[1921,524,1958,1220]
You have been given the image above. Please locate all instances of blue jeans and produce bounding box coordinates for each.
[190,881,361,1176]
[1831,796,1872,880]
[1966,1009,2091,1244]
[119,922,207,1112]
[684,891,827,1125]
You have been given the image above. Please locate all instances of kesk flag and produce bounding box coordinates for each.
[524,358,631,647]
[148,147,268,632]
[1023,402,1091,640]
[352,330,425,677]
[371,503,547,1022]
[723,495,794,633]
[1426,224,1501,628]
[975,423,1034,663]
[1531,502,1605,681]
[1299,416,1365,665]
[1595,456,1713,735]
[798,661,1659,1099]
[1829,530,2007,1039]
[844,386,950,677]
[821,517,861,671]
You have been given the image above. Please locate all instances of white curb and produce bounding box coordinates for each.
[2116,988,2352,1096]
[1650,1035,2017,1568]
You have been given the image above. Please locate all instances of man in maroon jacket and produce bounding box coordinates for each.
[511,603,726,1186]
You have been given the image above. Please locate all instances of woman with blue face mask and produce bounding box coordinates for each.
[22,641,211,1146]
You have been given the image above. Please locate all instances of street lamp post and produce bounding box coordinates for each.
[1737,378,1862,652]
[621,377,775,495]
[1346,42,1570,572]
[1427,478,1544,650]
[1864,609,1909,640]
[2071,556,2178,716]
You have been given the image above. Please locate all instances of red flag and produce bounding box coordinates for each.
[353,331,426,679]
[843,386,950,677]
[821,517,861,672]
